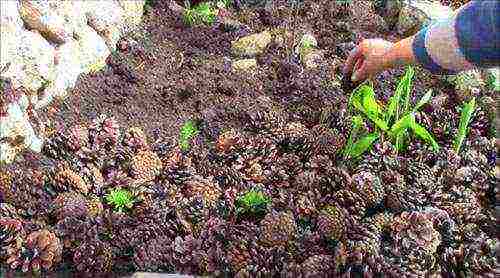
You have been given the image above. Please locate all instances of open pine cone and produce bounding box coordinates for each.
[6,229,62,272]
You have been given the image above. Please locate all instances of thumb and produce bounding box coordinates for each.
[352,65,367,83]
[351,60,366,83]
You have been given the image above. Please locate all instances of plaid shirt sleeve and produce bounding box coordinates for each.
[412,0,499,74]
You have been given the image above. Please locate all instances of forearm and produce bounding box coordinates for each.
[382,36,417,70]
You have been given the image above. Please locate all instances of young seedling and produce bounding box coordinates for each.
[235,189,271,219]
[453,97,476,153]
[182,1,218,26]
[105,188,135,212]
[179,120,199,152]
[344,66,439,159]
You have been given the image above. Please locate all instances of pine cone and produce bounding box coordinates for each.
[317,205,348,241]
[184,175,222,208]
[53,164,90,194]
[123,126,149,151]
[0,203,19,218]
[66,124,89,151]
[133,236,171,272]
[227,244,251,273]
[260,211,297,247]
[1,218,24,259]
[277,122,312,156]
[309,124,345,157]
[300,254,334,277]
[216,129,241,154]
[6,229,62,272]
[50,192,88,221]
[86,195,104,217]
[130,150,163,184]
[351,171,384,208]
[73,238,113,272]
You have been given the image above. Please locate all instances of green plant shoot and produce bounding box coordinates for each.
[344,66,439,158]
[183,2,218,26]
[179,120,199,151]
[235,189,270,217]
[453,97,476,153]
[105,188,135,212]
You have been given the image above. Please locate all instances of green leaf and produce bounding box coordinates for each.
[402,66,415,114]
[350,84,370,112]
[414,89,433,112]
[351,84,388,131]
[385,66,414,124]
[343,116,364,157]
[346,132,379,159]
[453,97,476,153]
[412,122,439,151]
[389,113,415,138]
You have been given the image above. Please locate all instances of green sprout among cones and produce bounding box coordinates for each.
[179,120,199,152]
[183,1,218,27]
[235,189,271,218]
[105,188,135,212]
[453,97,476,153]
[344,66,439,159]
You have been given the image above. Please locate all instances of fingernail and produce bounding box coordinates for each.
[351,72,358,82]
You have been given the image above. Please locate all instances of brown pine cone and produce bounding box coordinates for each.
[86,195,104,217]
[1,218,25,259]
[300,254,334,277]
[184,175,222,208]
[53,164,90,194]
[50,192,88,221]
[260,211,297,247]
[317,205,348,241]
[130,149,163,184]
[6,229,62,272]
[216,129,241,154]
[351,171,385,208]
[123,127,149,151]
[73,238,113,272]
[227,244,251,273]
[0,170,14,202]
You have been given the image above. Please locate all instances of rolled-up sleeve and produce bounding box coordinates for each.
[412,0,499,74]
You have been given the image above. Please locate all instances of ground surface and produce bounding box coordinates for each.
[1,0,496,277]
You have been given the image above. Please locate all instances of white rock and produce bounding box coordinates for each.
[0,101,43,164]
[0,1,24,72]
[76,25,111,75]
[231,31,272,58]
[0,0,23,29]
[36,39,84,108]
[118,0,146,31]
[18,0,73,44]
[84,0,125,50]
[2,30,55,93]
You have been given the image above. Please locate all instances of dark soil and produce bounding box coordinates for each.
[1,0,497,277]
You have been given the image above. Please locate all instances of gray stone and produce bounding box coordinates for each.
[231,30,272,58]
[232,58,257,72]
[447,69,485,102]
[396,0,453,36]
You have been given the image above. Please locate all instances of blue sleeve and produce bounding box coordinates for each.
[455,0,499,68]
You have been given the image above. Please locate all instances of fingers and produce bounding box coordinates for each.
[352,62,368,83]
[343,45,363,75]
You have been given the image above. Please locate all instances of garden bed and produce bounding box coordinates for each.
[1,0,497,277]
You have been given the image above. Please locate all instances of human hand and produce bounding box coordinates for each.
[343,39,394,83]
